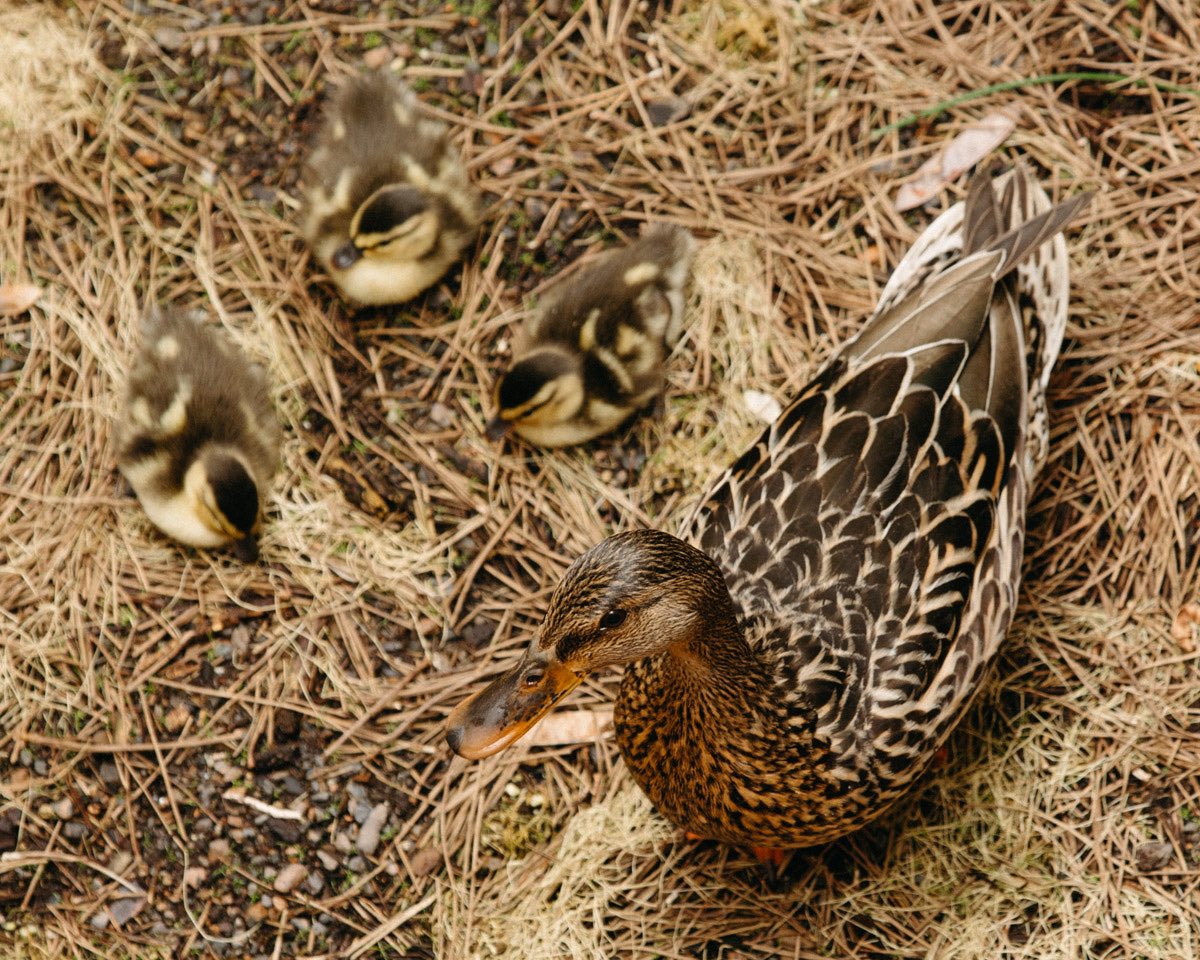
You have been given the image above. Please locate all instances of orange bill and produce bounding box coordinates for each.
[445,655,581,760]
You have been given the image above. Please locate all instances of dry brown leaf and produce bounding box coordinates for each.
[0,282,42,315]
[1170,602,1200,652]
[524,708,613,747]
[895,110,1016,211]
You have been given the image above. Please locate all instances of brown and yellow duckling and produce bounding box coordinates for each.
[448,166,1091,857]
[301,70,480,305]
[117,308,280,562]
[486,224,695,447]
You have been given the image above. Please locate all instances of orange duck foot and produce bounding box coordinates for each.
[750,846,789,872]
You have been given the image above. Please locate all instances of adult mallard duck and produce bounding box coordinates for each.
[300,71,480,305]
[447,165,1091,857]
[117,308,280,562]
[486,225,695,447]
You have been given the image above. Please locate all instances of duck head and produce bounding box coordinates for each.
[446,530,736,758]
[185,448,262,562]
[486,346,585,442]
[331,184,441,270]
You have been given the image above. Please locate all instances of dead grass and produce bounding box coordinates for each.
[1,0,1198,958]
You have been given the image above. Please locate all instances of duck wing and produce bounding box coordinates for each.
[684,167,1089,787]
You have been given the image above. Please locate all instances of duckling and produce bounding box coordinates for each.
[486,224,695,447]
[301,71,480,305]
[116,309,280,562]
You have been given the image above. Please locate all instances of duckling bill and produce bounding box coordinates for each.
[117,309,280,561]
[301,70,480,305]
[487,224,695,447]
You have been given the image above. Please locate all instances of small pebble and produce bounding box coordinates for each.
[207,839,231,865]
[362,45,391,69]
[163,703,190,733]
[246,902,269,923]
[357,803,390,855]
[108,851,133,875]
[281,775,305,796]
[109,897,145,926]
[33,760,47,777]
[63,822,87,840]
[429,402,455,428]
[273,863,307,894]
[152,26,185,50]
[346,783,368,802]
[267,818,303,843]
[317,850,339,871]
[53,798,74,819]
[353,801,372,825]
[333,832,354,854]
[183,867,207,888]
[303,872,325,896]
[346,855,366,873]
[18,749,32,767]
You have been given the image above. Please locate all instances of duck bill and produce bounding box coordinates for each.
[445,657,581,760]
[331,241,363,270]
[232,535,260,563]
[485,416,512,441]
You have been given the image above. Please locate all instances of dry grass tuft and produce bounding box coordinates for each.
[1,0,1197,957]
[0,7,98,165]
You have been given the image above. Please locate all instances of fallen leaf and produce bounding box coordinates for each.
[1170,602,1200,653]
[133,146,164,169]
[489,155,515,177]
[1134,841,1173,872]
[524,708,613,747]
[647,97,690,127]
[895,110,1016,212]
[408,846,443,878]
[744,389,782,424]
[0,283,42,316]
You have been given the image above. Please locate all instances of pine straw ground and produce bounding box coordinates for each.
[1,1,1198,957]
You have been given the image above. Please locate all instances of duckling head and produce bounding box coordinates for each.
[185,449,262,562]
[486,347,585,442]
[331,184,441,270]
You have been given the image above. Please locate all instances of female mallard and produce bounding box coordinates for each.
[447,165,1091,856]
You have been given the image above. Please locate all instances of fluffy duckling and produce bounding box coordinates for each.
[487,225,695,447]
[117,309,280,562]
[301,71,480,305]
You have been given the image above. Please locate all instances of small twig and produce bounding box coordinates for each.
[221,789,306,822]
[870,71,1200,141]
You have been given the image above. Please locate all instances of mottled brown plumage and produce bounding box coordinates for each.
[447,165,1091,850]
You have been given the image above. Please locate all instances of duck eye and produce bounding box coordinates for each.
[599,609,627,630]
[522,668,544,688]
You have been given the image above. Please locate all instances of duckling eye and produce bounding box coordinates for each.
[598,609,627,631]
[522,668,544,688]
